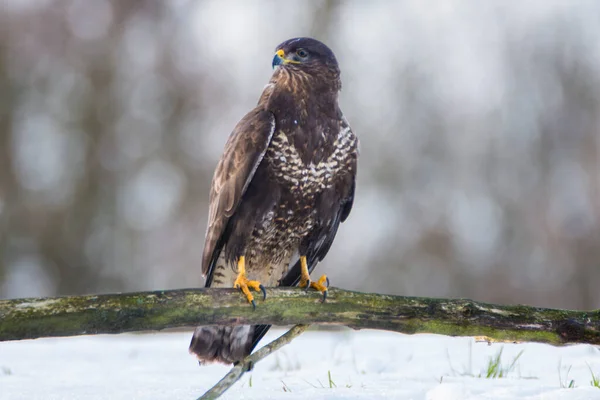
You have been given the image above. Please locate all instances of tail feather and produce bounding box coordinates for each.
[189,325,255,365]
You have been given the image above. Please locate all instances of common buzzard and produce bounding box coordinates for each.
[189,37,358,364]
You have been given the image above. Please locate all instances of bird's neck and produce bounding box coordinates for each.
[258,68,342,165]
[258,68,340,121]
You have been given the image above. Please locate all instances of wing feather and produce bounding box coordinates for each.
[202,109,276,280]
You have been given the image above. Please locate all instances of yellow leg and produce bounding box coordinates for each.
[233,256,266,309]
[298,255,329,302]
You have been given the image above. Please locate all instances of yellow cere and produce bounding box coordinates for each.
[275,49,301,64]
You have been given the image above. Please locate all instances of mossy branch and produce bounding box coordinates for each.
[1,287,599,345]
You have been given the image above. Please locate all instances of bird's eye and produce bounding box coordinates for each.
[296,49,308,58]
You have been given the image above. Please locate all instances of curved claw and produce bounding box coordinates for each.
[321,289,328,303]
[251,299,256,310]
[325,276,330,288]
[304,279,312,291]
[259,284,267,301]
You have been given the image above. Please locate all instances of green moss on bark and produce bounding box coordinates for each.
[1,288,598,345]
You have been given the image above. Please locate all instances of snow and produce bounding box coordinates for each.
[1,329,600,399]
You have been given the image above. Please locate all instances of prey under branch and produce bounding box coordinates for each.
[1,287,598,346]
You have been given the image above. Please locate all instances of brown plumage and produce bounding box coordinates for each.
[189,37,358,365]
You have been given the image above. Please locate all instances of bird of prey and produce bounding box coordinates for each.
[189,37,358,365]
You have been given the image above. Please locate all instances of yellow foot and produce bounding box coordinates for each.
[298,256,329,302]
[233,256,266,309]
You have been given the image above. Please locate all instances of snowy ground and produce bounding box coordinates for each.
[2,328,600,400]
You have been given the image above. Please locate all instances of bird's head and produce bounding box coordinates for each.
[272,37,340,75]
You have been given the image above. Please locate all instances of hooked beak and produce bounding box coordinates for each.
[272,51,283,68]
[272,49,300,69]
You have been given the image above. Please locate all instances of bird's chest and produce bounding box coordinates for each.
[247,197,315,263]
[265,129,354,196]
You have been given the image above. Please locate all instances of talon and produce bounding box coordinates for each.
[299,256,328,301]
[304,279,311,291]
[233,256,264,308]
[259,284,267,301]
[309,274,329,291]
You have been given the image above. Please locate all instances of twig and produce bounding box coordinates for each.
[1,287,599,346]
[198,324,309,400]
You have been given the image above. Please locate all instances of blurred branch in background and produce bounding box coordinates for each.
[1,1,600,310]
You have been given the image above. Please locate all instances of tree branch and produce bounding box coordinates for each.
[1,287,598,345]
[198,324,309,400]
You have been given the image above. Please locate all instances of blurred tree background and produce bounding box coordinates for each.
[1,0,599,309]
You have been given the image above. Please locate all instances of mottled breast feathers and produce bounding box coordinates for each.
[266,122,355,196]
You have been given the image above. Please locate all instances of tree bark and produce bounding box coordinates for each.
[1,287,598,345]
